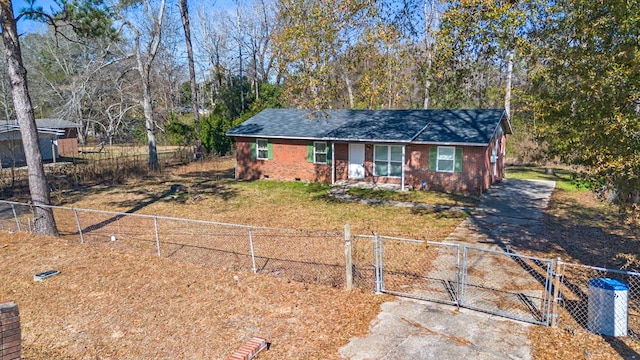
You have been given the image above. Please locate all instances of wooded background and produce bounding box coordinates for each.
[0,0,638,234]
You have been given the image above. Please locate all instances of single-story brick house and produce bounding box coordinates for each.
[226,109,512,194]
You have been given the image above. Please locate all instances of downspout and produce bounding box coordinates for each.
[401,145,406,191]
[331,142,335,185]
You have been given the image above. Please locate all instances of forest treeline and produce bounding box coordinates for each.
[1,0,638,225]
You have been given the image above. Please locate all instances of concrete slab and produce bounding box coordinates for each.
[340,298,531,360]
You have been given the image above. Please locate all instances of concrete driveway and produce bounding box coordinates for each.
[340,179,556,360]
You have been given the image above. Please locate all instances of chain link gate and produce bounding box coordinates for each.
[459,246,554,325]
[374,235,461,305]
[373,236,556,325]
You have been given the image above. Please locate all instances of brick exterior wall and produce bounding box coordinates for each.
[0,301,21,360]
[234,136,507,194]
[235,137,332,182]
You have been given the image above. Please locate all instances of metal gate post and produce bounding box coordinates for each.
[248,227,257,273]
[550,257,563,327]
[10,204,20,231]
[73,209,84,243]
[153,216,161,257]
[459,245,468,307]
[541,260,553,325]
[374,233,383,294]
[454,244,461,307]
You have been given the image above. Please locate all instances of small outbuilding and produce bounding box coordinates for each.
[0,118,81,167]
[226,109,512,194]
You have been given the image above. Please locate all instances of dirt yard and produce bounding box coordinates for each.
[0,231,389,359]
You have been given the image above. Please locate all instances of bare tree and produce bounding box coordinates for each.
[23,29,121,145]
[196,6,231,102]
[422,0,440,109]
[0,0,57,234]
[120,0,167,169]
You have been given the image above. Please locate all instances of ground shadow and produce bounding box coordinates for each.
[464,182,640,359]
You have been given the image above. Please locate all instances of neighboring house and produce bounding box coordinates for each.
[34,118,82,156]
[0,118,81,168]
[226,109,512,194]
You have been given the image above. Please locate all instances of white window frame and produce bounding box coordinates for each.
[436,146,455,173]
[256,139,268,160]
[374,145,403,177]
[314,141,328,164]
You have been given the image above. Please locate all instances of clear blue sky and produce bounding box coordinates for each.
[13,0,57,34]
[12,0,240,35]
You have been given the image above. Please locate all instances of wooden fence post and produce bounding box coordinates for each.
[345,224,353,291]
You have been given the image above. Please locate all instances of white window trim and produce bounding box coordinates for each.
[374,145,403,177]
[314,141,328,164]
[436,146,455,173]
[256,139,268,160]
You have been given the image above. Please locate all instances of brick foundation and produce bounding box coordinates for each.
[0,301,21,360]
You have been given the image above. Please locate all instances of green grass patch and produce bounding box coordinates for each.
[506,165,590,192]
[345,187,480,208]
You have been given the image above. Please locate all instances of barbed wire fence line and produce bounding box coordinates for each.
[1,199,640,343]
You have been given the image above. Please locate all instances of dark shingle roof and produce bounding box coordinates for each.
[227,108,510,146]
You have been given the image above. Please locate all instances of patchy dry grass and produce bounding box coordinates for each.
[52,158,465,240]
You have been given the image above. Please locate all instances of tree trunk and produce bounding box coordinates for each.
[0,0,57,235]
[423,0,437,110]
[128,0,165,170]
[178,0,198,125]
[504,50,514,119]
[344,72,354,108]
[142,78,158,169]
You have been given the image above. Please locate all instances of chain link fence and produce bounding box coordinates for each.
[555,261,640,340]
[0,200,345,287]
[4,199,640,341]
[352,234,377,290]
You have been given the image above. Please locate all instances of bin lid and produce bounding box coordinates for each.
[588,278,628,291]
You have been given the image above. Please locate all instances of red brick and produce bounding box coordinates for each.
[1,327,20,338]
[0,316,19,325]
[227,354,247,360]
[2,339,21,351]
[234,138,506,194]
[2,347,22,360]
[1,321,20,331]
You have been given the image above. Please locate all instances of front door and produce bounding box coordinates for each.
[348,143,365,179]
